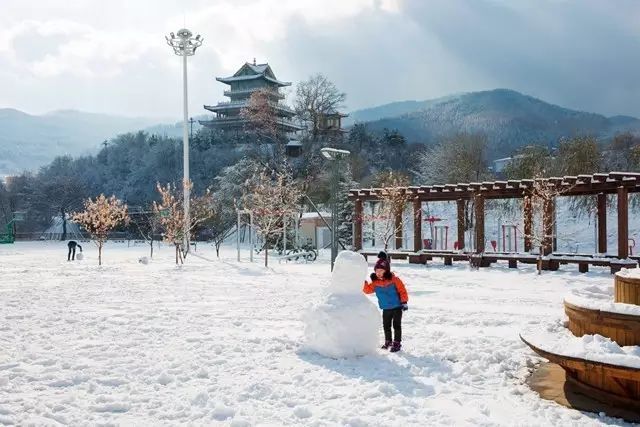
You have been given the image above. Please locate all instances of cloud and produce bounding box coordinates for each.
[1,0,640,118]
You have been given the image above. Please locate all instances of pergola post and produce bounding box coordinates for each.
[523,195,533,252]
[617,186,629,259]
[354,199,363,251]
[395,204,403,250]
[597,193,607,254]
[542,197,554,256]
[456,199,465,251]
[474,194,485,253]
[413,198,422,252]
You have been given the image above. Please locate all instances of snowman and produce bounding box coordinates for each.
[303,251,380,358]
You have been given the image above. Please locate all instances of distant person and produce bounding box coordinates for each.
[362,256,409,352]
[67,241,82,261]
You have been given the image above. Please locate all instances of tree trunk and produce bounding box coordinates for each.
[98,242,103,266]
[265,247,268,267]
[175,244,179,265]
[215,242,220,258]
[150,240,154,258]
[537,246,542,275]
[61,207,67,241]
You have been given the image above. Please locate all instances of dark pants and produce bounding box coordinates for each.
[68,246,76,261]
[382,307,403,342]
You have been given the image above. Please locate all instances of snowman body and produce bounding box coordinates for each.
[303,251,380,358]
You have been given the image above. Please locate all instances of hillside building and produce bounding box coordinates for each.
[200,61,303,135]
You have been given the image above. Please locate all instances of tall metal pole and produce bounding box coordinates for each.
[331,159,338,270]
[182,50,190,254]
[165,28,202,257]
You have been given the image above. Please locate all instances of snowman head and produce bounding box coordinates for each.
[327,251,368,295]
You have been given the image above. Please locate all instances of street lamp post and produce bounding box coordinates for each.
[166,28,203,255]
[321,147,351,270]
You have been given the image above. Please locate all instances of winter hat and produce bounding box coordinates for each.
[374,258,390,272]
[377,251,388,261]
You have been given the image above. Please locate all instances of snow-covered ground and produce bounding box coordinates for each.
[0,241,636,426]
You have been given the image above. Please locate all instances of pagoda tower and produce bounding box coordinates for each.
[200,60,303,134]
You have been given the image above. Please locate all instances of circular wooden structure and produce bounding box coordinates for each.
[521,335,640,410]
[615,273,640,305]
[565,301,640,347]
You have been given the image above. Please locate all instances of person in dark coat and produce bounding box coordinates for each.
[67,241,82,261]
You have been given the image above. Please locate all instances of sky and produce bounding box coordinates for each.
[1,0,640,119]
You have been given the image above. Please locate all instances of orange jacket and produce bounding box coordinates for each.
[363,273,408,309]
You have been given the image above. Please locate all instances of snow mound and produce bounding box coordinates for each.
[304,251,380,358]
[522,321,640,369]
[616,267,640,279]
[565,282,640,317]
[75,253,83,261]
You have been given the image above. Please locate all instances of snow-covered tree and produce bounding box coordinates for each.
[72,194,129,265]
[243,166,302,267]
[153,181,215,265]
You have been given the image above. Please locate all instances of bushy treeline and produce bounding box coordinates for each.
[2,113,639,239]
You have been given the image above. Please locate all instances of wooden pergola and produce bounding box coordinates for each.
[348,172,640,261]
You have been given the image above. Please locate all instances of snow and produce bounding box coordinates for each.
[565,282,640,317]
[303,251,379,358]
[522,320,640,369]
[616,267,640,279]
[0,241,636,426]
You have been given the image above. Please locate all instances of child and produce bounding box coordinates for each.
[363,257,408,352]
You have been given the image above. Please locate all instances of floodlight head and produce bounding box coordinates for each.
[177,28,193,39]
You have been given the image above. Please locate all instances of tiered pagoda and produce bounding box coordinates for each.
[200,61,303,134]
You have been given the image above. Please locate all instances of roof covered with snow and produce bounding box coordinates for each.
[216,62,291,87]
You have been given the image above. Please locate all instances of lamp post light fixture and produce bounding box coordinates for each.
[165,28,203,255]
[320,147,351,270]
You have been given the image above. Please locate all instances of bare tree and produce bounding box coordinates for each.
[240,89,279,144]
[415,133,491,185]
[370,172,411,250]
[294,74,346,139]
[153,181,215,264]
[131,208,161,258]
[243,167,302,267]
[522,176,573,275]
[414,133,491,235]
[72,194,129,265]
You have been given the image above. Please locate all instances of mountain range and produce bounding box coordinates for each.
[346,89,640,158]
[2,89,640,176]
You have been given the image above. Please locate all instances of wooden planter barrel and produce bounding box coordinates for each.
[565,301,640,347]
[521,335,640,409]
[615,274,640,305]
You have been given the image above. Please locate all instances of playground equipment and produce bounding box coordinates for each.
[501,224,518,252]
[236,210,254,262]
[0,212,25,244]
[422,216,449,250]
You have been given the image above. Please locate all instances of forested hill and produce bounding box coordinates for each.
[347,89,640,158]
[0,109,188,176]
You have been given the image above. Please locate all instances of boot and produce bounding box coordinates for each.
[381,341,392,350]
[390,341,401,353]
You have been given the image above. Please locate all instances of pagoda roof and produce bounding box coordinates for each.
[216,62,291,87]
